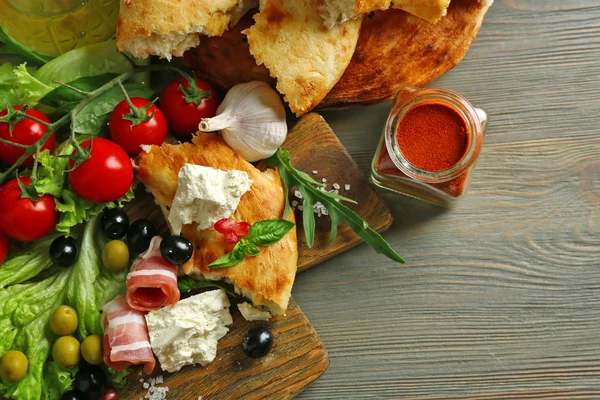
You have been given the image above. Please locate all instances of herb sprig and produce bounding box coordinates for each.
[207,219,295,269]
[177,277,237,297]
[268,148,405,263]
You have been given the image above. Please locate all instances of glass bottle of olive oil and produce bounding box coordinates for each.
[0,0,119,57]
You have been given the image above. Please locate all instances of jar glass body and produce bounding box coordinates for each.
[0,0,119,56]
[370,86,488,207]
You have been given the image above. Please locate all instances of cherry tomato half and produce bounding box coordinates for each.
[0,177,58,241]
[0,107,54,168]
[0,230,9,266]
[68,138,133,203]
[159,77,220,138]
[109,98,167,156]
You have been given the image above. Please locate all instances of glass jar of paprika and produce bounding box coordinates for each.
[371,86,489,207]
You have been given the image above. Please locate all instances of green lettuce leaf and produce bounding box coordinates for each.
[66,217,103,338]
[55,185,135,234]
[106,367,131,389]
[41,363,76,400]
[13,64,53,106]
[0,63,19,107]
[0,270,71,400]
[0,234,59,288]
[32,149,70,198]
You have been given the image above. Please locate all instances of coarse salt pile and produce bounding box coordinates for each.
[139,376,169,400]
[291,173,351,217]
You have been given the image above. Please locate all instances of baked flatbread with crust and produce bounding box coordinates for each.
[136,134,298,315]
[180,0,491,109]
[318,0,450,28]
[243,0,362,116]
[116,0,257,59]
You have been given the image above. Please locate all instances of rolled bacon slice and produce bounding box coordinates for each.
[102,295,155,375]
[126,236,180,311]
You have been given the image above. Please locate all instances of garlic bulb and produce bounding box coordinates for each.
[198,81,287,162]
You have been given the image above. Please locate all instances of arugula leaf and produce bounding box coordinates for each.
[72,84,154,134]
[268,148,405,263]
[177,277,237,297]
[0,27,54,64]
[246,219,295,247]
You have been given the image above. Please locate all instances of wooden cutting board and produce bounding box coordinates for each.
[119,113,393,399]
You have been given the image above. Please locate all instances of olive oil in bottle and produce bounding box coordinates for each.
[0,0,119,57]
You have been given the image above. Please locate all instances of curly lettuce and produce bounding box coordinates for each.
[0,217,128,400]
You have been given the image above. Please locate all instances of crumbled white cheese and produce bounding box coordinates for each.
[168,164,252,233]
[145,290,233,373]
[237,302,271,321]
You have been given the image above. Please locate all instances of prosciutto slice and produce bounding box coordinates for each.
[102,295,155,375]
[126,236,180,311]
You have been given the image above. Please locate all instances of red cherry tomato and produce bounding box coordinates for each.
[159,77,220,138]
[0,230,9,266]
[68,138,133,203]
[0,176,58,241]
[0,106,54,167]
[109,97,167,156]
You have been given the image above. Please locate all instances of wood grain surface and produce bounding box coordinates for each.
[289,1,600,399]
[117,299,329,400]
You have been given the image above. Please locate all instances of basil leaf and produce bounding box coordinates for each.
[267,148,405,263]
[206,242,247,269]
[241,241,261,256]
[177,277,237,297]
[72,84,154,134]
[246,219,295,247]
[39,74,118,108]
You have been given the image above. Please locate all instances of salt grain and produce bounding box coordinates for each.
[143,383,150,389]
[322,178,327,183]
[333,183,340,190]
[294,190,303,199]
[291,200,298,207]
[345,184,351,190]
[312,170,318,175]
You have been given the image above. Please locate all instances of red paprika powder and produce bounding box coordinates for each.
[371,86,488,206]
[396,103,469,172]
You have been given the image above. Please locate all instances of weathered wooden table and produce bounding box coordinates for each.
[294,1,600,398]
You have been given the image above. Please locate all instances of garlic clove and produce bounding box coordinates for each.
[199,81,287,162]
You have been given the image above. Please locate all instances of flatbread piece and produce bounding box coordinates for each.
[243,0,362,116]
[136,134,298,315]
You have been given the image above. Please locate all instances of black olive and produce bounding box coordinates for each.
[127,219,157,253]
[100,209,130,239]
[60,391,85,400]
[72,365,107,398]
[160,235,193,266]
[49,236,79,267]
[242,327,273,358]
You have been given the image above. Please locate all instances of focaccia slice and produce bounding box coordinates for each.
[117,0,258,59]
[136,134,298,315]
[318,0,451,28]
[243,0,362,116]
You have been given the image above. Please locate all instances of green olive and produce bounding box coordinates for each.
[80,335,103,365]
[52,336,80,369]
[0,350,28,383]
[102,240,130,273]
[50,305,78,336]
